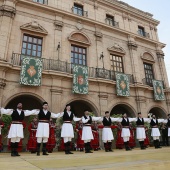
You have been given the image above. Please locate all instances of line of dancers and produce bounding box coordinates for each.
[0,102,170,157]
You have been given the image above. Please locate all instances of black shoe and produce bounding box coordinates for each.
[37,152,40,156]
[105,149,109,152]
[109,149,113,152]
[68,151,74,154]
[11,151,16,157]
[15,151,20,156]
[43,152,49,155]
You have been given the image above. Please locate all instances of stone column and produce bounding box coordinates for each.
[50,89,63,113]
[0,1,16,61]
[0,78,6,106]
[53,19,63,60]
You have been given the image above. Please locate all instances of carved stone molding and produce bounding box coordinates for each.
[0,5,16,18]
[98,94,108,99]
[141,52,155,63]
[156,50,164,59]
[108,43,126,55]
[20,21,48,35]
[0,78,6,89]
[76,21,84,30]
[136,97,146,103]
[54,20,63,31]
[94,31,103,42]
[128,41,138,51]
[50,89,63,94]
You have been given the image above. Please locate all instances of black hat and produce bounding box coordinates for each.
[43,102,48,106]
[138,112,142,115]
[122,113,126,115]
[84,109,89,112]
[105,111,109,114]
[168,114,170,116]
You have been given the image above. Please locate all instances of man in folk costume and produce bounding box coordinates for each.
[119,113,136,151]
[164,114,170,145]
[34,102,60,156]
[27,116,38,153]
[136,112,150,150]
[100,111,119,152]
[0,103,37,156]
[150,114,164,149]
[59,104,81,154]
[82,110,101,153]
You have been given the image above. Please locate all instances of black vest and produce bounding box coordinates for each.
[121,117,129,126]
[38,110,51,120]
[136,118,144,125]
[103,117,112,126]
[63,111,74,121]
[167,119,170,127]
[11,110,25,121]
[84,115,92,124]
[150,119,158,126]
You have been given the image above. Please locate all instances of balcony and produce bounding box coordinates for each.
[142,78,165,89]
[33,0,48,5]
[11,53,134,84]
[105,18,119,28]
[138,30,150,38]
[71,6,88,17]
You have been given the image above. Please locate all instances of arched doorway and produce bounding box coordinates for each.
[149,107,167,118]
[3,94,43,151]
[110,104,136,117]
[69,100,97,117]
[5,94,43,110]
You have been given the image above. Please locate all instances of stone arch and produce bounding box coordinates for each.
[148,105,167,118]
[4,92,45,110]
[141,51,155,63]
[109,102,136,117]
[68,31,91,45]
[62,97,99,117]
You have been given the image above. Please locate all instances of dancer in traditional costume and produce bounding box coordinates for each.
[116,122,124,149]
[91,121,99,151]
[0,118,4,151]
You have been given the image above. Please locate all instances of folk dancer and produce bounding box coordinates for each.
[116,122,124,149]
[150,114,164,149]
[46,118,57,153]
[136,112,150,150]
[82,110,101,153]
[59,104,81,154]
[0,118,4,151]
[0,103,37,156]
[75,120,84,151]
[100,111,119,152]
[27,117,38,153]
[91,121,99,151]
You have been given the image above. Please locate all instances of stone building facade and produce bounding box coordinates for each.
[0,0,170,121]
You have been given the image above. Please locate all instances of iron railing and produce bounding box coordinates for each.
[138,30,150,38]
[71,7,88,17]
[11,53,134,83]
[142,78,165,89]
[105,18,119,28]
[32,0,48,5]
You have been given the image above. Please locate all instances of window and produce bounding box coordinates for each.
[106,15,114,26]
[33,0,48,4]
[21,34,43,57]
[144,63,154,85]
[110,55,124,73]
[71,45,86,66]
[72,3,87,16]
[138,26,145,36]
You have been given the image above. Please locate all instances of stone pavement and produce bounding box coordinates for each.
[0,147,170,170]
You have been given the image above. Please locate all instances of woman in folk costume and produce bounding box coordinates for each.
[46,118,56,153]
[91,121,99,151]
[100,111,120,152]
[116,122,124,149]
[75,120,84,151]
[136,112,150,150]
[27,116,38,153]
[0,103,37,157]
[0,118,4,151]
[150,114,164,149]
[144,127,150,147]
[128,123,136,149]
[59,104,81,154]
[81,110,101,153]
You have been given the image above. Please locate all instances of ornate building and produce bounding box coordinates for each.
[0,0,170,120]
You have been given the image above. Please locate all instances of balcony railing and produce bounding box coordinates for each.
[105,18,119,28]
[11,53,134,84]
[33,0,48,5]
[138,30,150,38]
[71,7,88,17]
[142,78,165,89]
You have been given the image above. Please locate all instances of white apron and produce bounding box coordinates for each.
[151,128,161,137]
[61,123,74,138]
[82,126,94,140]
[102,128,114,141]
[136,127,146,139]
[121,128,130,138]
[36,122,49,138]
[8,124,24,138]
